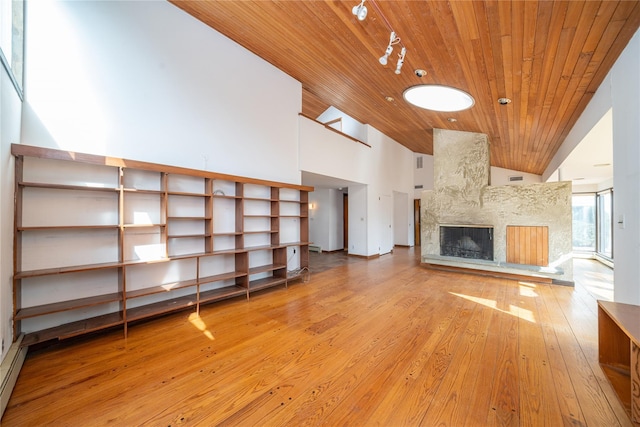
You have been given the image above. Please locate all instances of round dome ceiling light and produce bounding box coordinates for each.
[403,85,475,112]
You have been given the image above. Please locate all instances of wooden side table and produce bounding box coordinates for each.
[598,300,640,425]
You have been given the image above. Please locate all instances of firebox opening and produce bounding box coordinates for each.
[440,225,493,261]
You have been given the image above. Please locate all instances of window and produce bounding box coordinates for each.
[1,0,24,95]
[572,193,595,252]
[597,189,613,259]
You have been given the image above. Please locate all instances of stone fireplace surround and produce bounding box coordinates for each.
[421,129,573,284]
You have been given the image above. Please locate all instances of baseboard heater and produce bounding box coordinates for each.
[1,334,27,418]
[309,244,322,253]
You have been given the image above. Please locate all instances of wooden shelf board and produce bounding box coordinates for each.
[168,234,207,239]
[168,216,211,220]
[18,225,119,231]
[249,276,287,292]
[213,232,242,236]
[199,286,247,304]
[209,248,246,255]
[124,257,173,266]
[16,292,122,320]
[21,312,123,347]
[244,244,286,252]
[20,181,120,192]
[167,191,208,197]
[249,264,286,275]
[243,197,278,202]
[123,223,165,229]
[199,271,247,284]
[126,279,198,299]
[126,295,197,322]
[122,188,164,194]
[281,241,310,246]
[16,261,122,279]
[212,194,241,199]
[243,230,277,235]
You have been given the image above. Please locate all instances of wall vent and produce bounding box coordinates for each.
[414,185,424,189]
[509,175,524,182]
[416,156,423,169]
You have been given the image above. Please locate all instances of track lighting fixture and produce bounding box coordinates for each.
[352,0,367,21]
[379,31,399,66]
[395,47,406,74]
[351,0,407,75]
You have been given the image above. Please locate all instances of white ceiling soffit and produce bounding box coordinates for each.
[302,171,361,191]
[552,108,613,186]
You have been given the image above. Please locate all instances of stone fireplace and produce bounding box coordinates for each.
[421,129,573,284]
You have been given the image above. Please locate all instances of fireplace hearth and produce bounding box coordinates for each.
[440,225,493,261]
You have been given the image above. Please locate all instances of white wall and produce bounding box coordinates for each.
[393,191,410,246]
[611,30,640,305]
[308,188,343,252]
[490,166,542,186]
[413,153,434,199]
[348,184,368,255]
[299,117,415,256]
[1,60,21,358]
[22,0,302,184]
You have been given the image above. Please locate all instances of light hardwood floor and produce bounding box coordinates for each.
[2,248,629,426]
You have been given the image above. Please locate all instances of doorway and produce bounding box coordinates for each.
[414,199,421,246]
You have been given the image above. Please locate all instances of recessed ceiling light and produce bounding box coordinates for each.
[403,85,475,112]
[498,97,512,105]
[385,96,394,102]
[447,118,457,122]
[414,69,427,77]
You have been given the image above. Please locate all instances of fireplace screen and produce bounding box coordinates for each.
[440,226,493,261]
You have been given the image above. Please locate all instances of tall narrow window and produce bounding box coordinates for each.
[572,193,596,252]
[0,0,24,95]
[597,189,613,259]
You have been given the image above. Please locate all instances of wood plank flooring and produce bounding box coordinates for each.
[2,248,630,426]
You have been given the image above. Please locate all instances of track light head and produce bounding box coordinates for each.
[379,45,393,65]
[395,47,406,74]
[379,31,397,66]
[352,0,367,21]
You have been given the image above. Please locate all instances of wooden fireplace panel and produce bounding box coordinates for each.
[506,226,548,267]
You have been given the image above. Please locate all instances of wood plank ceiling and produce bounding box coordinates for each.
[170,0,640,175]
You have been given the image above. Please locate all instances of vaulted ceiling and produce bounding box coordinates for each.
[170,0,640,176]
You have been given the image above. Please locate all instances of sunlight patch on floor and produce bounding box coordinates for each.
[450,292,536,323]
[188,312,215,340]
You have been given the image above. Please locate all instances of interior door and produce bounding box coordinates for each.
[381,194,393,254]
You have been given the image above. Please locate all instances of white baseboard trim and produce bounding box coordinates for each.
[1,335,27,418]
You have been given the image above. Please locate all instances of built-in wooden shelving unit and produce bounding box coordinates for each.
[12,144,312,347]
